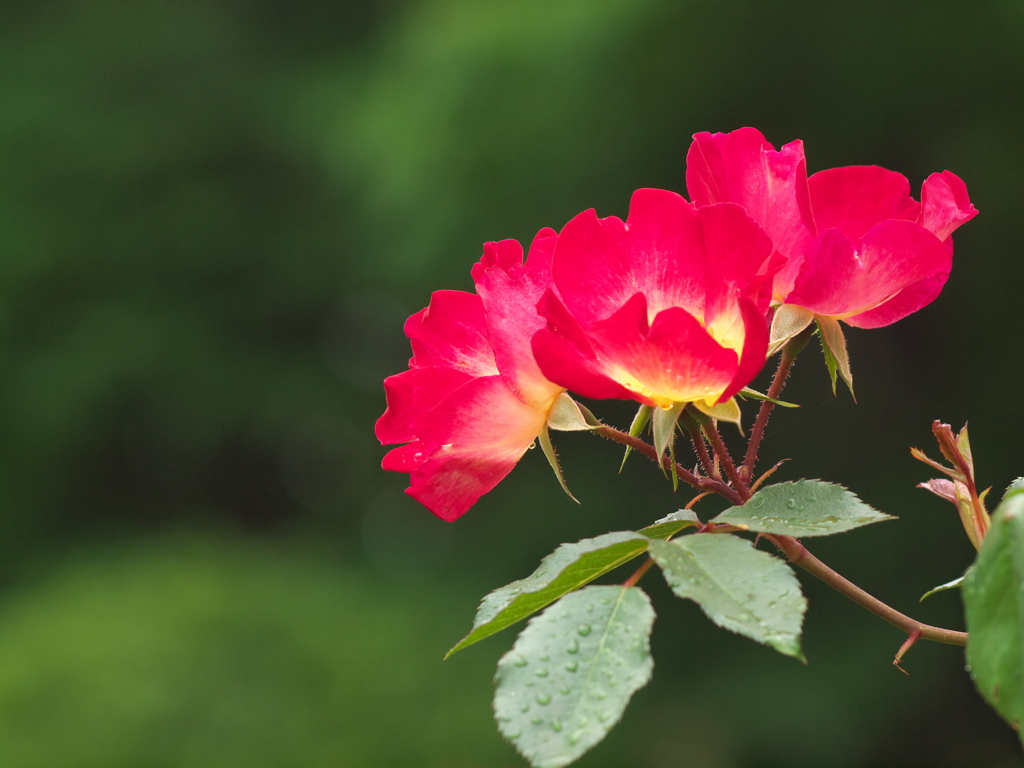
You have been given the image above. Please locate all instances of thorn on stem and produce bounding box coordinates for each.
[893,629,923,675]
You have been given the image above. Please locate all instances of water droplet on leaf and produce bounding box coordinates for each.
[577,624,592,636]
[536,693,551,706]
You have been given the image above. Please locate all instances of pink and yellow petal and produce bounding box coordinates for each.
[692,202,777,331]
[586,300,739,407]
[687,128,816,298]
[405,290,497,377]
[375,366,475,444]
[531,292,641,402]
[473,229,562,410]
[394,375,549,521]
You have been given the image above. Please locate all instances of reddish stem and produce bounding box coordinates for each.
[596,408,969,659]
[743,347,798,477]
[623,557,655,588]
[769,534,968,648]
[690,430,720,480]
[595,425,745,506]
[704,423,747,499]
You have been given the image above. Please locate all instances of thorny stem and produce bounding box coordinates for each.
[690,430,720,480]
[768,534,968,649]
[594,425,745,506]
[596,420,968,655]
[704,423,747,497]
[743,345,799,478]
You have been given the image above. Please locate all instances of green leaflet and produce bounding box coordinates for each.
[919,574,965,602]
[964,487,1024,743]
[493,585,655,768]
[638,509,701,540]
[649,534,806,659]
[711,479,894,536]
[446,532,649,658]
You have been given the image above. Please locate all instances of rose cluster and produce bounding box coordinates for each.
[376,127,977,521]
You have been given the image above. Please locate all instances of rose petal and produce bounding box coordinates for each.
[376,366,474,444]
[844,273,948,329]
[808,165,921,241]
[687,127,815,297]
[531,291,640,402]
[396,375,548,521]
[787,221,950,319]
[473,229,562,410]
[405,290,497,376]
[585,300,738,406]
[919,170,978,242]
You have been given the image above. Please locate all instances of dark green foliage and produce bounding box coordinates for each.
[964,485,1024,744]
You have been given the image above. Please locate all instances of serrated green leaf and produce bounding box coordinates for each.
[447,532,650,658]
[638,509,701,540]
[964,491,1024,742]
[1004,477,1024,500]
[920,574,965,602]
[710,480,894,536]
[493,585,655,768]
[649,534,806,659]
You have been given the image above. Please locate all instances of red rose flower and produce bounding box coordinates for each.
[376,230,564,521]
[532,188,780,411]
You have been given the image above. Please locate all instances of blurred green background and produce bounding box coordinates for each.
[0,0,1022,765]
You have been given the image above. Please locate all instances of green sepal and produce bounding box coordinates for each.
[446,532,651,658]
[638,509,701,539]
[651,403,684,489]
[964,490,1024,743]
[919,574,966,602]
[690,397,743,432]
[738,387,800,408]
[619,404,653,473]
[649,534,807,660]
[538,428,579,504]
[767,304,816,356]
[710,479,894,536]
[546,392,597,432]
[493,585,655,768]
[816,316,854,399]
